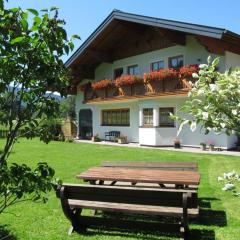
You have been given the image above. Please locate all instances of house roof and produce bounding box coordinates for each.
[65,10,240,67]
[65,10,240,94]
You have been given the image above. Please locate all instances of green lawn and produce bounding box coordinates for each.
[0,139,239,240]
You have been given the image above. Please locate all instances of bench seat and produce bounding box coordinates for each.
[68,199,199,218]
[57,183,199,239]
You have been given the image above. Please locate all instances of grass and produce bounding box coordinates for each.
[0,138,239,240]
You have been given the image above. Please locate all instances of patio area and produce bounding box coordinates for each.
[75,139,240,157]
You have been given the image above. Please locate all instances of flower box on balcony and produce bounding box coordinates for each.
[116,75,143,96]
[179,64,199,80]
[144,69,178,93]
[91,79,114,99]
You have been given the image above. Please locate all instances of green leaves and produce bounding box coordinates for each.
[10,36,25,44]
[27,8,39,16]
[175,56,240,139]
[0,3,79,213]
[0,162,58,213]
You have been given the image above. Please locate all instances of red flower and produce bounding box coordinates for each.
[115,75,143,87]
[143,68,178,83]
[91,79,114,90]
[179,65,199,79]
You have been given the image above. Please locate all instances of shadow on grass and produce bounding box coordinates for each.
[0,225,17,240]
[195,198,227,227]
[188,229,215,240]
[79,228,178,240]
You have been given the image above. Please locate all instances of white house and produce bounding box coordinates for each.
[66,10,240,149]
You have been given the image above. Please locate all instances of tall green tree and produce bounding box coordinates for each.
[60,95,76,120]
[176,57,240,146]
[0,1,79,213]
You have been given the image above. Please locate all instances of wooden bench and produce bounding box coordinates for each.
[104,131,120,142]
[57,184,199,239]
[101,161,198,172]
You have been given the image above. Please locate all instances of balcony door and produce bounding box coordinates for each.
[79,109,93,139]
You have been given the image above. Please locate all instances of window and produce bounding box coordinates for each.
[151,60,164,71]
[127,65,139,75]
[114,68,123,79]
[143,108,153,125]
[168,55,183,69]
[159,107,175,127]
[102,109,130,126]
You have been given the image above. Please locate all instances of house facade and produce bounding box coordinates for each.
[66,10,240,149]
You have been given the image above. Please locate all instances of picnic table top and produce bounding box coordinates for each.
[77,167,201,186]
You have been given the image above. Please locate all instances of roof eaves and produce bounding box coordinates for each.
[65,10,238,68]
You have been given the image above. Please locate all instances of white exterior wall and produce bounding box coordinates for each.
[76,90,235,149]
[93,101,139,142]
[94,36,225,80]
[225,51,240,69]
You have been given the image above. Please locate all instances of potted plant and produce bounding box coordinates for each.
[200,142,207,151]
[115,75,143,96]
[92,134,100,142]
[118,135,128,144]
[91,79,114,98]
[173,138,181,149]
[208,141,215,151]
[179,64,199,80]
[143,68,178,93]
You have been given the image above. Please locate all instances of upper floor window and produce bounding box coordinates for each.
[159,107,175,127]
[168,55,183,69]
[143,108,153,126]
[114,68,123,79]
[102,109,130,126]
[127,65,139,75]
[151,60,164,71]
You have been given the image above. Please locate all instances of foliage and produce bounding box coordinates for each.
[179,64,199,79]
[176,57,240,142]
[59,95,76,120]
[91,79,114,90]
[0,2,78,214]
[115,75,143,87]
[0,162,60,214]
[143,68,178,83]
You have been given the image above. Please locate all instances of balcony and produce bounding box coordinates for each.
[80,66,198,103]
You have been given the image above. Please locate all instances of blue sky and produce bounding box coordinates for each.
[7,0,240,62]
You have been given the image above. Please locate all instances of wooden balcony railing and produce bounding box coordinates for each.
[83,78,193,103]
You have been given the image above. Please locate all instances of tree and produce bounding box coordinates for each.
[176,57,240,146]
[60,95,76,120]
[0,1,79,213]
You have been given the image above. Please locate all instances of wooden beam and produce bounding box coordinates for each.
[85,48,113,63]
[154,27,186,46]
[196,36,240,55]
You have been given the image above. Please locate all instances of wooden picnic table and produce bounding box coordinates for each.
[77,167,200,186]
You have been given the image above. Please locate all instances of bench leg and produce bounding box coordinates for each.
[68,208,83,235]
[110,181,117,186]
[158,183,166,188]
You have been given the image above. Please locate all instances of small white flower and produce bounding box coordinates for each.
[232,109,237,115]
[202,112,209,120]
[222,183,234,191]
[217,176,223,181]
[209,84,217,91]
[192,73,199,78]
[199,64,208,69]
[220,123,226,129]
